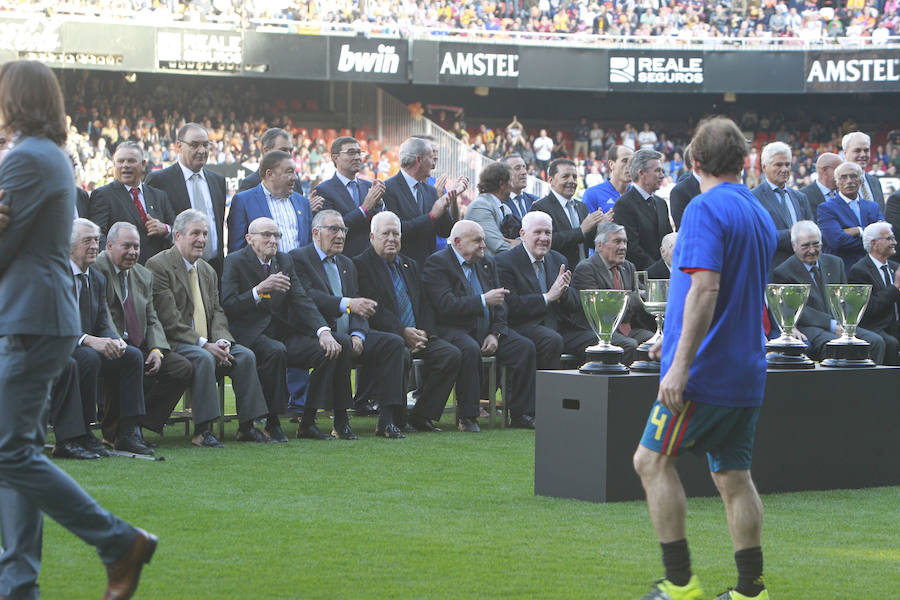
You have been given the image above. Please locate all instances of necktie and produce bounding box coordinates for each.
[859,178,872,202]
[77,273,91,330]
[189,266,208,340]
[849,199,862,225]
[325,258,348,334]
[120,270,143,348]
[262,263,270,276]
[810,265,827,311]
[129,187,148,225]
[534,260,557,330]
[775,188,792,224]
[389,262,416,328]
[565,199,579,228]
[611,266,632,335]
[190,173,216,260]
[499,202,511,221]
[415,181,426,213]
[465,262,490,341]
[348,180,360,207]
[517,194,527,217]
[827,189,838,202]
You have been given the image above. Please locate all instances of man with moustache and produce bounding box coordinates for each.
[613,148,674,271]
[848,222,900,364]
[842,131,885,213]
[582,145,633,215]
[800,153,842,221]
[354,211,462,432]
[496,211,596,368]
[532,158,610,268]
[90,141,175,264]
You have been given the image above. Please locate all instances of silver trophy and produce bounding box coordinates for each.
[765,284,815,369]
[821,284,876,368]
[579,289,630,374]
[631,279,669,372]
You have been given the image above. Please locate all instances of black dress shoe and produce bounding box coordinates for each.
[52,440,100,460]
[115,432,155,455]
[264,425,289,443]
[82,434,112,457]
[458,417,481,433]
[408,415,442,432]
[509,414,536,430]
[375,423,406,439]
[191,431,225,448]
[235,427,270,443]
[331,423,358,440]
[297,424,334,440]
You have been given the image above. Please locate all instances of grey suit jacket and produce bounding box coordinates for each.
[465,193,509,256]
[800,182,829,222]
[571,253,644,325]
[0,136,79,336]
[751,183,813,269]
[865,173,885,214]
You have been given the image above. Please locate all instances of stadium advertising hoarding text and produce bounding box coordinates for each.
[328,37,408,83]
[157,30,242,73]
[805,50,900,92]
[608,51,704,91]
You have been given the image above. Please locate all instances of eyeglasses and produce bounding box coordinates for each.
[319,225,348,234]
[249,231,282,239]
[179,139,212,150]
[798,241,821,250]
[875,236,897,242]
[339,149,364,157]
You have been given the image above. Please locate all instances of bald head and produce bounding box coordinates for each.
[660,232,677,267]
[815,153,842,190]
[451,220,486,262]
[246,217,281,261]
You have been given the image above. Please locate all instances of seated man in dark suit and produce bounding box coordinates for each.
[69,219,151,455]
[532,158,610,268]
[647,232,676,279]
[818,161,886,276]
[354,211,462,432]
[496,211,595,368]
[613,148,673,270]
[773,221,885,363]
[316,136,385,258]
[50,359,103,459]
[147,209,270,447]
[669,144,700,230]
[571,222,654,364]
[849,222,900,364]
[222,217,351,442]
[290,210,410,439]
[94,222,193,443]
[89,141,175,264]
[800,152,841,221]
[423,220,538,430]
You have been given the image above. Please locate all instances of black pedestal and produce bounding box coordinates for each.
[535,367,900,503]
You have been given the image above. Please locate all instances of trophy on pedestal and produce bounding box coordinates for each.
[631,279,669,373]
[821,284,876,368]
[579,289,630,374]
[765,283,815,369]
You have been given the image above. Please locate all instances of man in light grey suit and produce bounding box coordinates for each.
[0,60,155,600]
[465,162,520,256]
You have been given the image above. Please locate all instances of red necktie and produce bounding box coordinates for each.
[130,187,148,225]
[121,272,144,348]
[611,266,632,335]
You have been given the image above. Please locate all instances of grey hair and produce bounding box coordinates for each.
[107,221,139,244]
[841,131,870,152]
[173,209,209,236]
[628,148,663,181]
[862,222,892,253]
[594,221,625,246]
[370,210,401,233]
[260,128,291,152]
[521,211,552,231]
[399,137,432,169]
[71,217,100,247]
[835,161,864,178]
[660,231,677,252]
[311,209,343,230]
[790,220,821,244]
[761,141,792,166]
[114,140,144,158]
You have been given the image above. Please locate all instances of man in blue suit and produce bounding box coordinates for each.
[751,142,813,271]
[316,136,385,258]
[817,161,886,275]
[501,153,537,219]
[228,150,312,254]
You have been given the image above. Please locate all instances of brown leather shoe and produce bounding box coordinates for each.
[103,527,158,600]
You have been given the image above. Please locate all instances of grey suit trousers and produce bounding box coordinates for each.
[0,334,136,599]
[174,342,267,424]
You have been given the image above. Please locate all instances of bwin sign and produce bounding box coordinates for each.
[337,44,400,74]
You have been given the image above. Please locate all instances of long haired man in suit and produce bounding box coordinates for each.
[849,222,900,364]
[613,148,673,270]
[465,161,519,256]
[842,131,885,213]
[500,153,537,220]
[0,60,155,600]
[800,153,841,221]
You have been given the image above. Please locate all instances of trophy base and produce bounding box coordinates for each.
[821,339,876,368]
[579,346,629,375]
[765,352,816,370]
[630,359,660,373]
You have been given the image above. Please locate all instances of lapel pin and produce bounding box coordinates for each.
[403,263,409,268]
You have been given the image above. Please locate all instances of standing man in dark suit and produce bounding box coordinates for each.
[68,219,152,456]
[146,209,270,447]
[94,222,193,443]
[613,148,673,271]
[817,161,886,275]
[227,150,313,253]
[843,132,885,213]
[886,189,900,239]
[354,211,462,432]
[800,152,841,221]
[646,232,676,279]
[316,136,385,258]
[381,136,463,265]
[290,210,410,438]
[76,186,91,218]
[89,141,175,264]
[669,145,701,230]
[0,60,155,600]
[571,222,654,364]
[751,142,814,270]
[145,122,226,275]
[496,211,596,368]
[849,222,900,364]
[501,153,537,220]
[423,220,538,430]
[773,221,885,363]
[222,217,351,442]
[532,158,609,268]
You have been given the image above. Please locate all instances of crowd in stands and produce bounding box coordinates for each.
[7,0,900,40]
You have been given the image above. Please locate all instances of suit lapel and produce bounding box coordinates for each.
[394,174,419,217]
[114,181,143,225]
[517,246,541,292]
